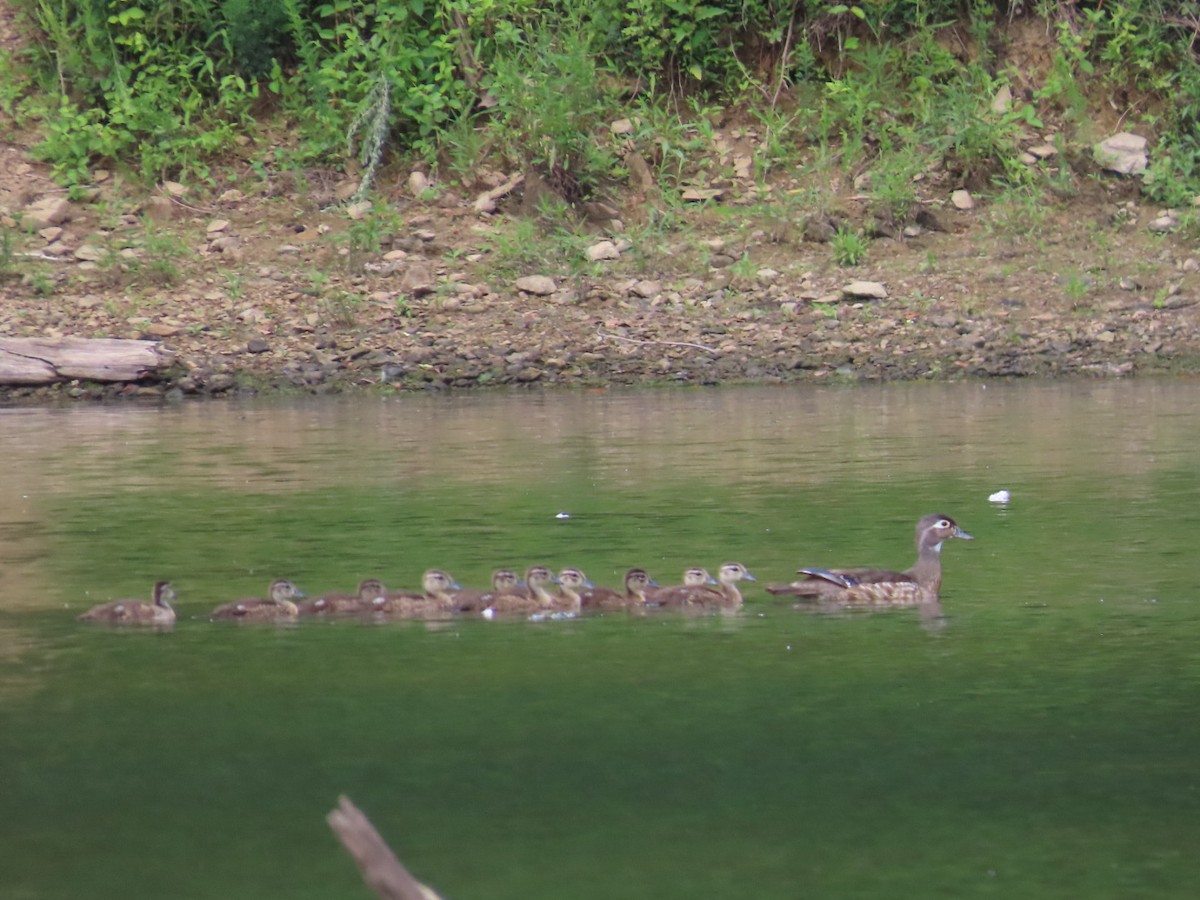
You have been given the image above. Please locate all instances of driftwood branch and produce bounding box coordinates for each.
[0,337,172,385]
[327,795,445,900]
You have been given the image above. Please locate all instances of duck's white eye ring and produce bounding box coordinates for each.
[937,519,951,528]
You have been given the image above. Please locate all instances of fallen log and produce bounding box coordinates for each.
[0,337,171,385]
[327,795,445,900]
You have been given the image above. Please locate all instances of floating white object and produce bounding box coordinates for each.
[555,512,571,519]
[988,490,1011,503]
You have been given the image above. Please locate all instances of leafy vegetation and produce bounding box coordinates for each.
[2,0,1199,210]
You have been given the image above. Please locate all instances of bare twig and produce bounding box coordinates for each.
[597,330,719,354]
[326,795,444,900]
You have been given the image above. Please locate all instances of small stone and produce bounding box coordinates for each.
[1181,258,1200,272]
[38,226,63,243]
[1027,143,1058,159]
[587,240,620,261]
[515,275,556,295]
[1148,212,1178,233]
[1094,133,1149,175]
[951,189,975,210]
[1119,277,1140,291]
[400,263,436,297]
[630,280,662,298]
[73,245,104,262]
[681,187,723,202]
[217,188,245,204]
[145,323,180,337]
[346,200,372,220]
[162,181,187,197]
[408,171,430,198]
[247,339,271,353]
[991,85,1012,114]
[23,196,73,228]
[610,118,634,135]
[842,280,888,300]
[756,268,780,284]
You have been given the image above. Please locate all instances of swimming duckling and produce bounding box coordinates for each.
[210,579,304,622]
[446,568,521,613]
[765,514,973,608]
[654,563,756,610]
[646,566,718,607]
[300,578,387,616]
[372,569,461,618]
[78,580,177,626]
[554,567,594,615]
[483,565,557,616]
[580,567,658,611]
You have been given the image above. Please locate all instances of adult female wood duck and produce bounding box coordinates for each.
[300,578,387,616]
[653,563,756,610]
[78,580,177,626]
[211,579,305,621]
[482,565,557,616]
[765,514,973,607]
[446,568,521,613]
[579,567,659,611]
[371,569,461,618]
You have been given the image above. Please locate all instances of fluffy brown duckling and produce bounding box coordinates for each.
[482,565,557,616]
[371,569,461,618]
[654,563,756,611]
[446,568,521,613]
[580,567,658,611]
[765,514,973,608]
[300,578,388,616]
[78,580,177,626]
[646,566,718,607]
[553,567,593,615]
[210,579,305,621]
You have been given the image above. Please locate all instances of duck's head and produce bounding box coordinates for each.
[917,514,973,552]
[557,568,595,591]
[624,568,656,591]
[682,567,718,587]
[491,568,520,592]
[356,579,388,601]
[717,562,756,584]
[268,579,304,602]
[524,565,557,589]
[422,569,461,594]
[153,581,178,605]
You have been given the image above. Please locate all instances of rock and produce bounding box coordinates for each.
[842,280,888,300]
[951,189,975,210]
[515,275,556,296]
[145,323,180,337]
[1027,143,1058,159]
[408,171,430,198]
[247,338,271,353]
[1094,133,1148,175]
[73,245,104,262]
[1148,212,1178,233]
[587,240,620,261]
[209,236,241,254]
[400,263,436,297]
[630,280,662,298]
[681,187,723,202]
[217,189,244,204]
[610,118,634,135]
[206,219,230,234]
[346,200,372,220]
[991,85,1012,114]
[23,196,73,228]
[162,181,187,197]
[38,226,63,243]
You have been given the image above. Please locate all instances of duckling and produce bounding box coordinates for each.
[646,566,718,607]
[78,580,177,626]
[655,563,756,610]
[580,567,658,611]
[483,565,557,616]
[765,514,973,608]
[300,578,387,616]
[553,567,594,615]
[446,568,521,613]
[210,579,304,622]
[371,569,461,618]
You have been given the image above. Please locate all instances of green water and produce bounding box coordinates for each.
[1,382,1198,899]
